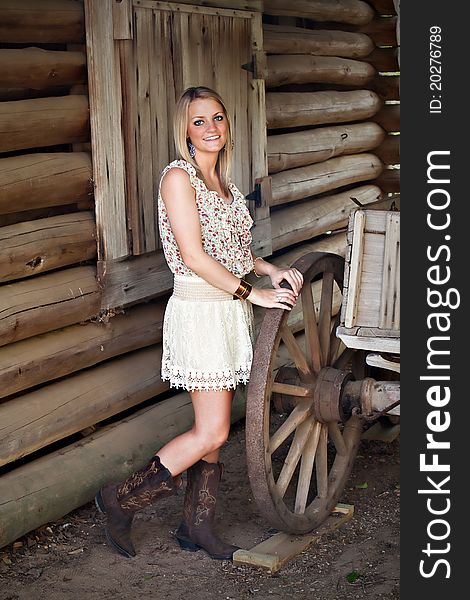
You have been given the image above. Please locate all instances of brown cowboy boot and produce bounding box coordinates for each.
[95,455,178,558]
[174,459,240,560]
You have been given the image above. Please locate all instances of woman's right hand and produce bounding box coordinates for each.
[247,286,298,310]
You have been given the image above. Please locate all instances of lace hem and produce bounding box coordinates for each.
[161,363,251,392]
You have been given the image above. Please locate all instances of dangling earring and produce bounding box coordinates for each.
[187,140,196,158]
[231,139,235,150]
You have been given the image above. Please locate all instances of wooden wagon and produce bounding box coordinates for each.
[245,208,400,533]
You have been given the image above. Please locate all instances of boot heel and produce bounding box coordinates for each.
[176,537,200,552]
[95,490,106,514]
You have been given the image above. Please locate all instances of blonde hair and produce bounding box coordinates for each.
[173,86,234,196]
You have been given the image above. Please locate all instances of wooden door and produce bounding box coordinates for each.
[85,0,268,310]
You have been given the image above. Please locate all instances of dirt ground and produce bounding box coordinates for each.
[0,419,399,600]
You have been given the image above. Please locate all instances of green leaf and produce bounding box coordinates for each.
[346,570,360,584]
[355,482,368,489]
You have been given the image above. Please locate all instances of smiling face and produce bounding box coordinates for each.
[186,97,228,157]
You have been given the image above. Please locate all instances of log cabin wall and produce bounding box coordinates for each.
[0,0,399,549]
[0,0,176,548]
[261,0,399,255]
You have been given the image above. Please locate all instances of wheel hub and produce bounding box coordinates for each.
[313,367,353,423]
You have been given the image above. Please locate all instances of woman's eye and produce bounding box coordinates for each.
[194,119,203,126]
[215,115,223,121]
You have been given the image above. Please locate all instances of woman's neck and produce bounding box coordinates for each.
[194,153,218,182]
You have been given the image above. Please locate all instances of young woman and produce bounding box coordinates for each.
[95,86,303,560]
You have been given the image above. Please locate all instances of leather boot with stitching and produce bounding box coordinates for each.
[95,455,178,558]
[174,459,240,560]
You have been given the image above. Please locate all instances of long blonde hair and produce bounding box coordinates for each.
[173,86,234,196]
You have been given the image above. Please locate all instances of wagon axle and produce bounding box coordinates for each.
[274,366,400,424]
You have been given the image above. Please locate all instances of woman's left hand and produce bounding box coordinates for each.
[269,265,304,297]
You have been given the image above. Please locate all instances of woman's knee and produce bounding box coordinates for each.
[194,427,229,454]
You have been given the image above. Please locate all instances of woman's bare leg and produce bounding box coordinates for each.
[156,387,235,475]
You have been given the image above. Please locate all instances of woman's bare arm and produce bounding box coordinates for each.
[160,168,298,308]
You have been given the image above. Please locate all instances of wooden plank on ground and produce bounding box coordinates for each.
[233,504,354,572]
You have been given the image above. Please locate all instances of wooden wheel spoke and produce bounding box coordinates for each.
[328,422,347,456]
[280,325,312,378]
[275,416,315,498]
[294,421,322,514]
[269,399,313,455]
[318,272,334,367]
[299,285,322,374]
[272,382,312,398]
[333,346,354,371]
[315,425,329,498]
[328,313,342,364]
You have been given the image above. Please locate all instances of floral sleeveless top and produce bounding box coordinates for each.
[157,159,254,278]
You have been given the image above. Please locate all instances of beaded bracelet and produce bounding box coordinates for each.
[253,256,263,278]
[233,279,253,300]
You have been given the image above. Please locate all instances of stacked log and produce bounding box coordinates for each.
[0,153,93,217]
[0,302,165,399]
[0,95,89,153]
[263,0,399,252]
[0,0,85,43]
[268,122,385,172]
[270,153,383,206]
[0,212,96,282]
[267,90,382,129]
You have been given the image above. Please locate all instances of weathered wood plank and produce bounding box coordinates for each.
[0,266,101,347]
[266,55,375,88]
[0,0,85,43]
[344,210,365,328]
[233,504,354,572]
[0,346,169,466]
[98,251,173,309]
[270,153,383,206]
[0,48,86,90]
[134,0,261,12]
[263,0,374,24]
[268,122,385,173]
[0,212,96,283]
[263,24,374,57]
[267,90,382,129]
[112,0,133,39]
[134,6,157,252]
[0,302,165,400]
[84,0,128,260]
[0,153,92,215]
[379,212,400,330]
[0,95,89,153]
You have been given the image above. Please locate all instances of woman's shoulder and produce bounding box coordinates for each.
[160,159,199,190]
[161,158,197,179]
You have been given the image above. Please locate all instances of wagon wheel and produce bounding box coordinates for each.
[246,252,363,534]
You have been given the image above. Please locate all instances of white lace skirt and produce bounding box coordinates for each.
[161,275,255,392]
